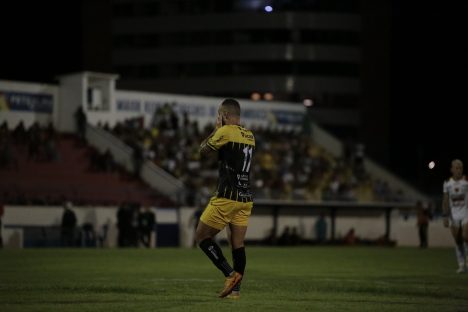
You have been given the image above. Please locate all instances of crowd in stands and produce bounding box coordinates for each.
[102,103,405,205]
[0,121,60,169]
[0,121,129,206]
[1,103,405,206]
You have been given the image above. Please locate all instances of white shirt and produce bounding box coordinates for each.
[443,177,468,220]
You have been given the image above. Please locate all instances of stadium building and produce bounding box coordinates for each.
[78,0,391,163]
[0,72,444,249]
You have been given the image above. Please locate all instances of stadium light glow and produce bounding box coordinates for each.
[251,92,261,101]
[264,5,273,13]
[303,99,314,107]
[264,92,274,101]
[428,161,435,169]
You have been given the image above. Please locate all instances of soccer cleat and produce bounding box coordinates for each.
[225,290,240,299]
[456,264,466,274]
[219,272,242,298]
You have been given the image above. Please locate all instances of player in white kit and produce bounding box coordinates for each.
[442,159,468,273]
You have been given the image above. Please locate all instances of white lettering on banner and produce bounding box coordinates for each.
[117,99,141,112]
[1,91,53,113]
[144,100,166,113]
[242,109,267,119]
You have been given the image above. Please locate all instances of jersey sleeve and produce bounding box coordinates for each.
[443,180,448,193]
[207,126,230,151]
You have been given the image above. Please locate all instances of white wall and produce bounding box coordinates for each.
[2,205,454,248]
[86,89,306,130]
[2,205,177,248]
[56,74,85,132]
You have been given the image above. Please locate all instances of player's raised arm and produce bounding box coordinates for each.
[200,112,229,157]
[199,133,217,157]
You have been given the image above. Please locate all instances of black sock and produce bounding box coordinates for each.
[232,247,246,291]
[232,247,246,275]
[199,238,234,277]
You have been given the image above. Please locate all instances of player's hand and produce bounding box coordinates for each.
[443,218,449,228]
[215,114,223,129]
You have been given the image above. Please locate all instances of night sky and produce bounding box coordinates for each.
[1,1,466,196]
[390,1,467,195]
[0,2,82,82]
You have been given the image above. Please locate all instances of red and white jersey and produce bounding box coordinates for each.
[443,176,468,220]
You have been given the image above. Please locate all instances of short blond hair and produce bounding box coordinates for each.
[452,159,463,167]
[220,99,241,117]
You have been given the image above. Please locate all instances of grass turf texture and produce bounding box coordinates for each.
[0,247,466,312]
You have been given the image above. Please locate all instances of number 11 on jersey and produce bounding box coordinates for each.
[242,146,253,172]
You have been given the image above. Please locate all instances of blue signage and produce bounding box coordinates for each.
[116,99,141,112]
[272,110,304,124]
[0,90,53,113]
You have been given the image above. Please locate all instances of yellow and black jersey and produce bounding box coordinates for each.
[207,125,255,202]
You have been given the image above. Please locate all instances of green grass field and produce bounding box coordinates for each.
[0,247,467,312]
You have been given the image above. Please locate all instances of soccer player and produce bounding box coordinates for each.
[442,159,468,273]
[195,99,255,298]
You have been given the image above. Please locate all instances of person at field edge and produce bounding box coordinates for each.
[61,201,77,247]
[442,159,468,273]
[74,106,87,143]
[196,99,255,299]
[416,201,431,248]
[0,201,4,248]
[344,228,357,245]
[138,205,156,248]
[315,212,328,244]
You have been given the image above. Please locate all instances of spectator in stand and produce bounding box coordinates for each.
[131,141,144,178]
[101,104,405,204]
[170,104,179,130]
[44,122,59,162]
[27,122,42,161]
[74,106,87,142]
[102,149,115,173]
[0,131,17,170]
[353,142,366,179]
[12,121,27,144]
[0,121,7,135]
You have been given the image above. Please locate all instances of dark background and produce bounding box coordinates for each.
[390,1,467,195]
[0,0,466,196]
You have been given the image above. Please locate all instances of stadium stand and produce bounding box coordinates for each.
[1,74,446,249]
[0,121,174,207]
[101,104,405,205]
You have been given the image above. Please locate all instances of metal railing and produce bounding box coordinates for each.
[85,124,185,203]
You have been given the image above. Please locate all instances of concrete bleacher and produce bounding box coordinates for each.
[0,133,174,207]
